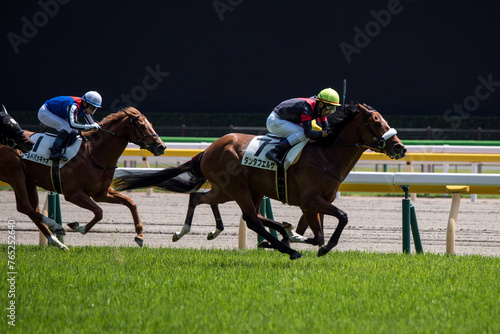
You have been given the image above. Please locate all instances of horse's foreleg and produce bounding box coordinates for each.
[91,188,143,246]
[258,215,291,246]
[318,209,348,256]
[312,200,348,257]
[64,189,103,234]
[299,211,325,246]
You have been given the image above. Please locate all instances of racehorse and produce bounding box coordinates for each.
[0,107,166,250]
[0,105,34,153]
[114,103,406,259]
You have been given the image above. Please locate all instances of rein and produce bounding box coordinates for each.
[83,110,159,170]
[336,110,397,154]
[309,144,344,182]
[84,137,117,170]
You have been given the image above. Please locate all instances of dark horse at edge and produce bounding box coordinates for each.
[0,105,34,153]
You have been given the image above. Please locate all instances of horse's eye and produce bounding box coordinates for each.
[375,122,382,128]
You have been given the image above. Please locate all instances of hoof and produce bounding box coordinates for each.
[172,233,181,242]
[54,227,66,236]
[207,229,222,240]
[290,251,303,260]
[61,245,69,251]
[317,246,329,257]
[67,222,78,230]
[134,236,144,247]
[257,241,274,249]
[67,222,86,235]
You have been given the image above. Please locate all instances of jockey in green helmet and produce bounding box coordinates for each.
[265,88,341,166]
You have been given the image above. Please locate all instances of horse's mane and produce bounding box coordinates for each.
[315,101,362,146]
[99,106,141,126]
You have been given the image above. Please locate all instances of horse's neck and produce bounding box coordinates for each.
[85,127,129,165]
[323,118,367,180]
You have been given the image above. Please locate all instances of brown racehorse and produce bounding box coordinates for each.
[114,103,406,259]
[0,107,165,250]
[0,105,34,153]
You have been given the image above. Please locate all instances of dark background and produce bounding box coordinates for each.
[2,0,499,126]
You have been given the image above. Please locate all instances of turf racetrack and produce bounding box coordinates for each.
[1,191,499,333]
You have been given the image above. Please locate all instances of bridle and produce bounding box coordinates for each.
[84,110,160,170]
[338,110,397,154]
[98,110,160,150]
[311,108,400,180]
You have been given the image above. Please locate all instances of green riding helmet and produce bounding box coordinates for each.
[317,88,341,106]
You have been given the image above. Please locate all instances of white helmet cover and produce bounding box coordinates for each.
[82,91,102,108]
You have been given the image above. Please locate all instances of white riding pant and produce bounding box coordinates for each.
[266,111,306,146]
[38,104,76,134]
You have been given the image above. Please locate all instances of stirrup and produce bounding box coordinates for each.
[49,149,67,161]
[266,150,285,166]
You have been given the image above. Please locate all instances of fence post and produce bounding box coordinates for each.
[48,192,64,243]
[257,197,279,245]
[401,185,411,254]
[410,204,423,254]
[238,216,247,249]
[445,185,469,255]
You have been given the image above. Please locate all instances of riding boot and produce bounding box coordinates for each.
[265,139,291,166]
[49,130,70,161]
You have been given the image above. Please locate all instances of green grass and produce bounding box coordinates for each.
[1,246,499,333]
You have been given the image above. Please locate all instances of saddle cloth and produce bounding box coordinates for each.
[241,135,307,171]
[21,133,82,167]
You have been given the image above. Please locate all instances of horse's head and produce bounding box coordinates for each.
[355,103,406,159]
[118,107,166,156]
[0,106,34,153]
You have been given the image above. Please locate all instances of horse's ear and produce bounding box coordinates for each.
[357,103,371,114]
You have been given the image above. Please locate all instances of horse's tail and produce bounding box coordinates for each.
[113,152,206,193]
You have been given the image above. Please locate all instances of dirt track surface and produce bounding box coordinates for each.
[2,190,499,256]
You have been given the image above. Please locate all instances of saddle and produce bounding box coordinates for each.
[242,134,308,204]
[21,133,83,194]
[21,133,82,167]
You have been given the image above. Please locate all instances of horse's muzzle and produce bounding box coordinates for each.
[151,142,166,156]
[391,143,407,159]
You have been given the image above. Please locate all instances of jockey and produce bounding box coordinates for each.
[38,91,102,160]
[265,88,341,165]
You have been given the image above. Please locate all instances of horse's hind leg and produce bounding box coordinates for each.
[12,180,68,250]
[233,192,302,260]
[207,204,224,240]
[174,190,233,242]
[173,192,200,242]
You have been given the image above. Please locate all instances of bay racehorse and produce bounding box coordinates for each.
[0,107,165,250]
[114,103,406,259]
[0,105,34,153]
